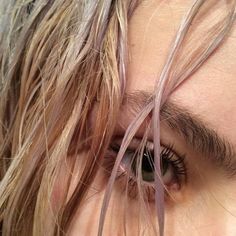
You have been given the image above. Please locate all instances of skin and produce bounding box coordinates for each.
[67,1,236,235]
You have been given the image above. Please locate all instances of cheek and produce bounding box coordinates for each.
[165,189,236,236]
[67,191,104,236]
[67,172,159,236]
[50,151,87,212]
[50,165,70,212]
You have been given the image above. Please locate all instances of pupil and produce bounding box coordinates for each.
[131,149,170,182]
[141,149,155,182]
[142,152,154,173]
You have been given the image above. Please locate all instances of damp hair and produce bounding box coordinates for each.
[0,0,235,236]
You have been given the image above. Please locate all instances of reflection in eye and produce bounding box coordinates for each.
[108,140,187,201]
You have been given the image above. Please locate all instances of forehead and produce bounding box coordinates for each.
[126,1,236,143]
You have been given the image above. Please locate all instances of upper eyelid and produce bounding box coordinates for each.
[160,142,186,160]
[108,139,188,191]
[110,137,185,161]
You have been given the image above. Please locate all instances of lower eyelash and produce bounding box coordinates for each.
[127,178,156,202]
[102,152,156,202]
[103,143,187,203]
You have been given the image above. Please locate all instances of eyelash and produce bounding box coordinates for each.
[160,146,187,185]
[103,140,187,202]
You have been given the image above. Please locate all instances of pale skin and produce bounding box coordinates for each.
[66,1,236,235]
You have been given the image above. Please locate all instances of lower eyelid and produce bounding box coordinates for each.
[105,143,187,203]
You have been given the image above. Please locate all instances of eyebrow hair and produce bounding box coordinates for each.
[123,90,236,177]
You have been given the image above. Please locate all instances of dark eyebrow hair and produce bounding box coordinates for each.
[123,90,236,177]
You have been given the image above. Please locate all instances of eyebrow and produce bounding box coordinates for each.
[123,90,236,177]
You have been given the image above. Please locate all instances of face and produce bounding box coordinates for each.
[67,1,236,235]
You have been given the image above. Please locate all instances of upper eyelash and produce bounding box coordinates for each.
[104,141,187,202]
[108,142,187,181]
[160,145,187,178]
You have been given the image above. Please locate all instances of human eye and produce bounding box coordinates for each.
[104,138,187,202]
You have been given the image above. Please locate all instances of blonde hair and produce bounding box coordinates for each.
[0,0,235,235]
